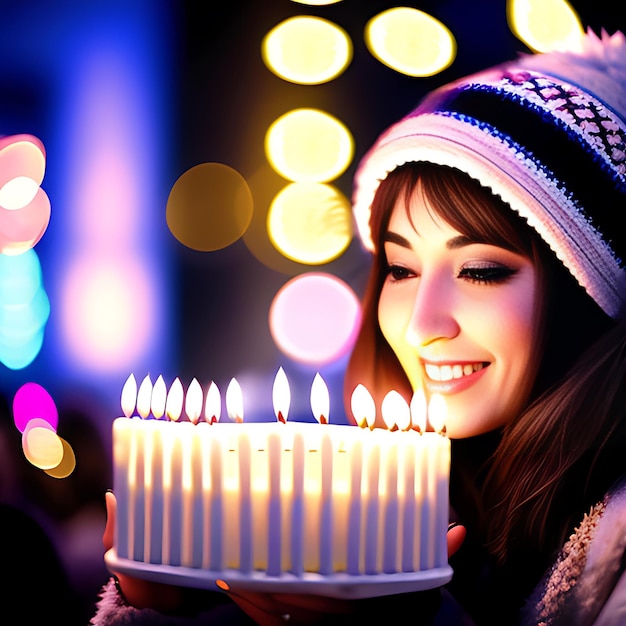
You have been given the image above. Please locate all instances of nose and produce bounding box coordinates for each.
[405,272,460,347]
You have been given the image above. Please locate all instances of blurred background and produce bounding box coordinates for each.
[1,0,625,622]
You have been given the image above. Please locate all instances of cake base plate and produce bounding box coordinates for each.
[105,550,452,599]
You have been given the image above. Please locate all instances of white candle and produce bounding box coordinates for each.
[267,431,282,575]
[319,431,333,574]
[290,430,305,575]
[364,437,380,574]
[238,430,252,573]
[208,435,223,570]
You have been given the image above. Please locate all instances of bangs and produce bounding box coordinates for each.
[374,162,536,259]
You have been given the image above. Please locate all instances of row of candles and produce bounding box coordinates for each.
[114,368,449,576]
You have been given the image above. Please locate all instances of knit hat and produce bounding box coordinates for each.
[353,30,626,319]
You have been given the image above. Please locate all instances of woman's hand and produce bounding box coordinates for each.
[103,491,191,611]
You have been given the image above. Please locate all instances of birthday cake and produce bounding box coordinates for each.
[105,370,452,598]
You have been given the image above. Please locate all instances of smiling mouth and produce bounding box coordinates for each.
[424,362,487,382]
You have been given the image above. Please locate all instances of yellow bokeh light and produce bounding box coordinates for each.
[45,437,76,478]
[507,0,584,53]
[265,108,354,183]
[262,16,352,85]
[267,182,352,264]
[166,163,253,252]
[22,425,64,470]
[365,7,456,77]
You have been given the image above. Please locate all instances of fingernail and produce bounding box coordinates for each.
[448,522,460,531]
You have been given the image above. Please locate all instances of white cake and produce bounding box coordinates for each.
[105,375,452,598]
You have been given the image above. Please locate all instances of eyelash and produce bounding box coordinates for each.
[385,264,518,285]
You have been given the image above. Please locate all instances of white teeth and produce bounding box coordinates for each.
[425,362,484,382]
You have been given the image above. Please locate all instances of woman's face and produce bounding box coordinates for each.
[378,184,542,438]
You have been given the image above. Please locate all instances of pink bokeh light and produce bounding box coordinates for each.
[12,382,59,433]
[269,272,362,365]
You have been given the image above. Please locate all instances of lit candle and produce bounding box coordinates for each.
[162,377,184,565]
[115,374,137,560]
[428,394,450,568]
[182,378,203,567]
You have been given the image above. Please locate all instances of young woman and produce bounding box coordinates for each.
[340,27,626,625]
[93,29,626,626]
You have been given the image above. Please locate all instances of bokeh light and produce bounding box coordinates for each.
[365,7,456,77]
[22,420,64,469]
[12,381,59,432]
[0,135,50,255]
[265,108,354,183]
[267,181,352,264]
[44,437,76,478]
[507,0,584,52]
[269,273,361,366]
[262,16,352,85]
[166,162,253,251]
[0,250,50,369]
[61,253,155,371]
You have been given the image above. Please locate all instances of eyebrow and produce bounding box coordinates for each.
[383,231,476,250]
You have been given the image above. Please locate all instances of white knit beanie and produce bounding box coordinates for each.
[353,30,626,319]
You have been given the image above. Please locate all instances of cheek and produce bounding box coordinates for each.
[378,286,408,347]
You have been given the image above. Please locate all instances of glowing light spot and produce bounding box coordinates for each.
[267,182,352,264]
[0,248,42,304]
[0,249,50,369]
[365,8,456,77]
[0,135,50,254]
[166,163,253,252]
[265,109,353,183]
[12,382,59,433]
[0,286,50,342]
[0,176,40,210]
[44,437,76,478]
[22,423,64,470]
[269,273,361,365]
[0,135,46,189]
[507,0,584,53]
[61,254,155,371]
[0,187,51,255]
[0,329,44,370]
[262,16,352,85]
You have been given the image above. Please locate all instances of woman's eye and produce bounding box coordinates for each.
[386,265,414,281]
[459,264,517,284]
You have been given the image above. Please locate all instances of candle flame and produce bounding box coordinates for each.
[350,384,375,429]
[381,390,410,431]
[121,374,137,418]
[151,375,167,419]
[185,378,203,424]
[410,388,427,432]
[166,377,184,421]
[310,372,329,424]
[428,393,446,433]
[272,367,290,424]
[226,377,244,423]
[137,375,152,419]
[204,381,221,424]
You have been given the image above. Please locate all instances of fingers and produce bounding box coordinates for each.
[102,490,116,551]
[447,523,466,557]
